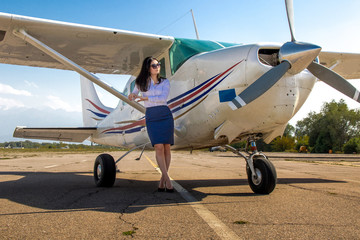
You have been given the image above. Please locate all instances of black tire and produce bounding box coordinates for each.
[246,156,277,194]
[94,154,116,187]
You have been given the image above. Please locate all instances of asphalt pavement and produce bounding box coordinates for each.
[0,150,359,239]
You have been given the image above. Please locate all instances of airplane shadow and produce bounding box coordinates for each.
[0,171,345,215]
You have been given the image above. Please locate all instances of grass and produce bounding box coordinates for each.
[284,159,316,164]
[122,227,138,236]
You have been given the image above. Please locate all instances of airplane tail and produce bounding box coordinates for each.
[80,75,114,127]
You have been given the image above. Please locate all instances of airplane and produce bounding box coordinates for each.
[0,0,359,194]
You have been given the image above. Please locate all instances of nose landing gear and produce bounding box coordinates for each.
[225,137,277,194]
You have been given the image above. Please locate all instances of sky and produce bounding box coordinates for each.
[0,0,360,129]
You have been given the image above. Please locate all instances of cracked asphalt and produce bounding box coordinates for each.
[0,150,359,239]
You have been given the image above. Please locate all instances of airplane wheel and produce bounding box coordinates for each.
[246,156,277,194]
[94,153,116,187]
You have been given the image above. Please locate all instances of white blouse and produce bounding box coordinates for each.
[132,78,170,108]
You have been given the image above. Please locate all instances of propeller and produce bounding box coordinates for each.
[307,61,360,102]
[229,0,360,110]
[284,0,295,42]
[229,61,290,110]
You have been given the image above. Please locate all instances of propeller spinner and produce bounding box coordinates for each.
[229,0,360,110]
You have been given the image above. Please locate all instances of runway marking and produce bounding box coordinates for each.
[143,153,240,240]
[44,164,59,169]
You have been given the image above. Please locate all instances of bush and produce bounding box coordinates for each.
[343,138,360,154]
[271,136,295,152]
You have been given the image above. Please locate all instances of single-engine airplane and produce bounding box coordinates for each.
[1,1,359,194]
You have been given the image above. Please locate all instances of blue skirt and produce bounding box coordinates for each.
[146,105,174,146]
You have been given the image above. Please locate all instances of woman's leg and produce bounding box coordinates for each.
[164,144,171,170]
[163,144,173,189]
[154,144,168,188]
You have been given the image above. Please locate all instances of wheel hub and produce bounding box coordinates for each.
[252,168,262,186]
[97,164,102,178]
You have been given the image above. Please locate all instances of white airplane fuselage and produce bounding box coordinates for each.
[87,43,316,149]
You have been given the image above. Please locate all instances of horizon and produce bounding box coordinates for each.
[0,0,359,142]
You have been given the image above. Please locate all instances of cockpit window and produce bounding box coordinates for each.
[123,87,128,106]
[169,38,240,75]
[159,58,166,78]
[130,80,136,93]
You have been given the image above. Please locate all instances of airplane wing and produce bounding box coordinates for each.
[319,52,360,79]
[0,12,174,75]
[13,127,97,142]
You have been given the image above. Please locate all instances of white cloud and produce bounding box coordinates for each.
[24,80,39,89]
[45,95,81,112]
[0,83,32,96]
[0,97,25,110]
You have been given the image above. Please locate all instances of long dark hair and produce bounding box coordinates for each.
[135,56,164,92]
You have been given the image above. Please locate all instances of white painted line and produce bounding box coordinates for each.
[144,153,240,240]
[44,164,59,169]
[234,95,246,107]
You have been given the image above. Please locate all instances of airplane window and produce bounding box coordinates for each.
[123,87,128,106]
[169,38,240,75]
[159,58,166,78]
[130,81,136,93]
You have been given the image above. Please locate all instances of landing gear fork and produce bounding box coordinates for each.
[225,137,277,194]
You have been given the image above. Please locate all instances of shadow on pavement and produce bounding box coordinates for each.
[0,171,345,215]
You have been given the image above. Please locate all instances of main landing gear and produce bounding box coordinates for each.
[93,142,149,187]
[225,137,277,194]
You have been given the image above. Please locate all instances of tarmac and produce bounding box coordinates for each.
[0,150,359,239]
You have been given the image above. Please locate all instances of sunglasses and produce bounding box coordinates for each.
[151,63,161,69]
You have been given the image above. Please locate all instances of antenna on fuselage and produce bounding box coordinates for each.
[156,9,200,39]
[190,9,200,40]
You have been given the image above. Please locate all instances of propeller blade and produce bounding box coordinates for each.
[307,61,360,103]
[229,61,291,110]
[285,0,296,42]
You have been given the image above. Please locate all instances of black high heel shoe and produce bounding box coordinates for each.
[165,180,174,193]
[158,180,165,192]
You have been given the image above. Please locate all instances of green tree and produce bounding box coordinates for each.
[271,136,295,152]
[343,137,360,154]
[295,100,360,153]
[283,124,295,137]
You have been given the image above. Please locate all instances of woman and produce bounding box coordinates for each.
[128,56,175,192]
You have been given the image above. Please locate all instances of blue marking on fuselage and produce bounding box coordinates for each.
[104,126,143,134]
[87,109,107,118]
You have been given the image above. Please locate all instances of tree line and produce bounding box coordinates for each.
[231,99,360,154]
[0,140,121,150]
[2,100,359,154]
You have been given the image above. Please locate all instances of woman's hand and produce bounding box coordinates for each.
[136,96,148,102]
[128,93,148,102]
[128,93,137,101]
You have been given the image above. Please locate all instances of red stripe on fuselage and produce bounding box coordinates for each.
[168,60,243,109]
[86,99,110,114]
[102,119,146,133]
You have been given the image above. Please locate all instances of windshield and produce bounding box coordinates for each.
[169,38,240,74]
